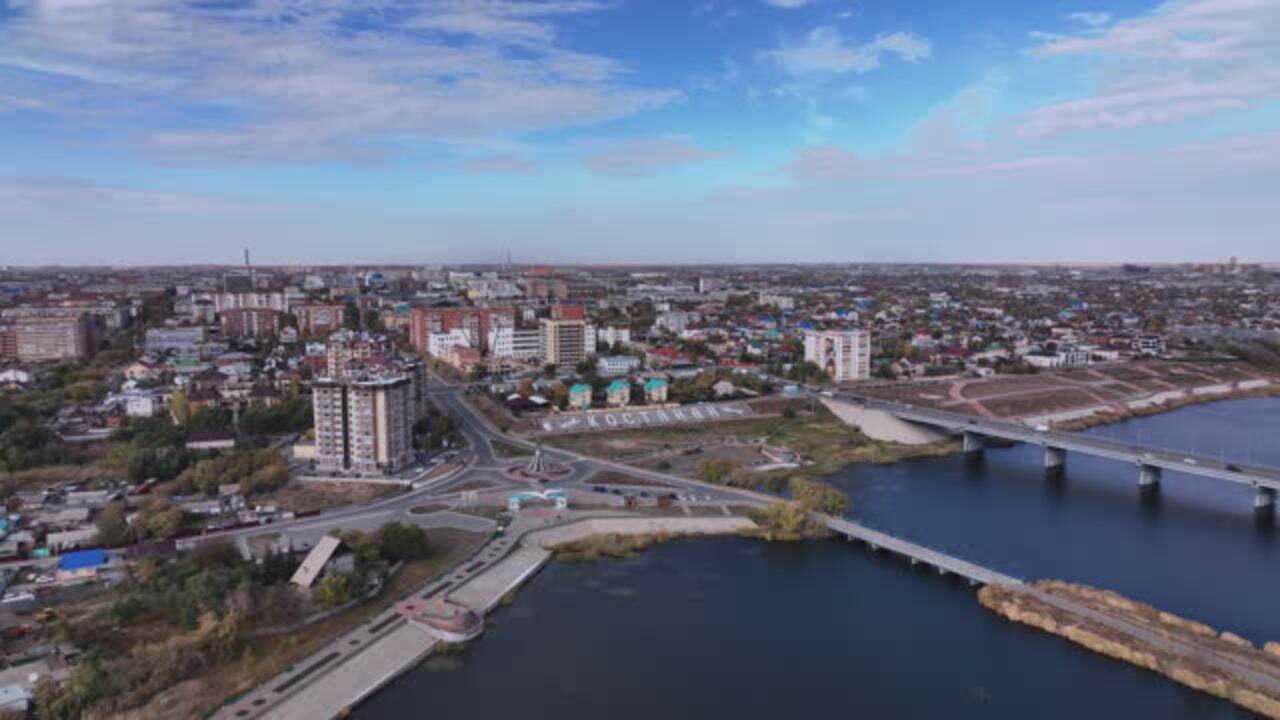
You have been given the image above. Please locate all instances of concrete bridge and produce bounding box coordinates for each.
[825,516,1021,586]
[829,392,1280,513]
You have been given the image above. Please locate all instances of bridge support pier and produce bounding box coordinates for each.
[962,431,985,456]
[1138,464,1162,490]
[1044,446,1066,476]
[1254,487,1276,514]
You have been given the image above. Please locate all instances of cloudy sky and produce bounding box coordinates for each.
[1,0,1277,265]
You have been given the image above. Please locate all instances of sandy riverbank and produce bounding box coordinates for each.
[980,581,1280,719]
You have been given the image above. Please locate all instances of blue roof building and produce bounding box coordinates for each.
[59,548,108,571]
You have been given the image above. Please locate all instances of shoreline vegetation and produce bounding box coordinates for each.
[980,581,1280,719]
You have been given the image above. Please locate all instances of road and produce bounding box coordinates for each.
[181,375,756,555]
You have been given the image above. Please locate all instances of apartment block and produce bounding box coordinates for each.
[410,307,514,356]
[803,329,871,382]
[326,330,391,377]
[540,318,593,367]
[293,302,348,337]
[220,307,283,339]
[9,315,93,361]
[313,375,414,475]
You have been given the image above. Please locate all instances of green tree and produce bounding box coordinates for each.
[789,477,850,515]
[140,499,184,539]
[696,458,737,485]
[759,502,808,535]
[378,522,429,562]
[170,388,191,426]
[94,502,131,547]
[315,571,356,608]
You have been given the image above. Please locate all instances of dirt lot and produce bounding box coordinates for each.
[546,408,956,482]
[255,480,400,514]
[861,361,1273,419]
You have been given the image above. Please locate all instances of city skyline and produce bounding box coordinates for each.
[3,0,1279,264]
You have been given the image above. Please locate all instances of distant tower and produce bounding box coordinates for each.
[244,247,254,286]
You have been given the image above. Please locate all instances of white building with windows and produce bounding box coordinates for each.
[596,326,632,348]
[803,329,871,382]
[597,355,641,377]
[427,329,474,359]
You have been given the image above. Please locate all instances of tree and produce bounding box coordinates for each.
[315,571,356,609]
[170,388,191,426]
[140,499,184,539]
[550,383,570,409]
[379,522,429,562]
[343,301,361,330]
[789,477,850,515]
[759,502,808,535]
[94,502,131,547]
[516,378,535,397]
[696,458,737,485]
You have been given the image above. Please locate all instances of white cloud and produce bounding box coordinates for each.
[582,137,730,177]
[763,26,931,76]
[452,154,536,173]
[0,178,258,215]
[0,0,676,162]
[762,0,812,8]
[1064,11,1112,27]
[1021,0,1280,136]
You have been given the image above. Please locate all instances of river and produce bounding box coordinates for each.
[356,396,1280,719]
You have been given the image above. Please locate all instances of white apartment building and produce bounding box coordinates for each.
[803,329,871,382]
[596,325,632,348]
[759,293,795,310]
[487,325,514,359]
[427,328,475,359]
[654,311,698,334]
[510,328,543,360]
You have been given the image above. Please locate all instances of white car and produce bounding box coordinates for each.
[1034,424,1049,432]
[1183,458,1197,465]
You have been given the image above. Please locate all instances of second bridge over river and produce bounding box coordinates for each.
[828,392,1280,514]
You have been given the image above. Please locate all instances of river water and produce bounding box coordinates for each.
[357,396,1280,719]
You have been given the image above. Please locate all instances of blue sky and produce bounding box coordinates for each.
[1,0,1278,265]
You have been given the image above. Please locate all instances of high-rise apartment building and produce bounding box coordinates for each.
[803,329,871,382]
[313,375,414,475]
[540,318,593,367]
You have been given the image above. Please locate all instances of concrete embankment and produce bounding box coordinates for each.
[980,581,1280,719]
[226,514,755,720]
[819,398,950,445]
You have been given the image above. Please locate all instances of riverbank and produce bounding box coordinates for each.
[980,581,1280,719]
[1049,383,1280,431]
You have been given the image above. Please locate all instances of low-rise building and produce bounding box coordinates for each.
[606,379,631,408]
[644,377,669,404]
[597,355,641,377]
[568,383,592,410]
